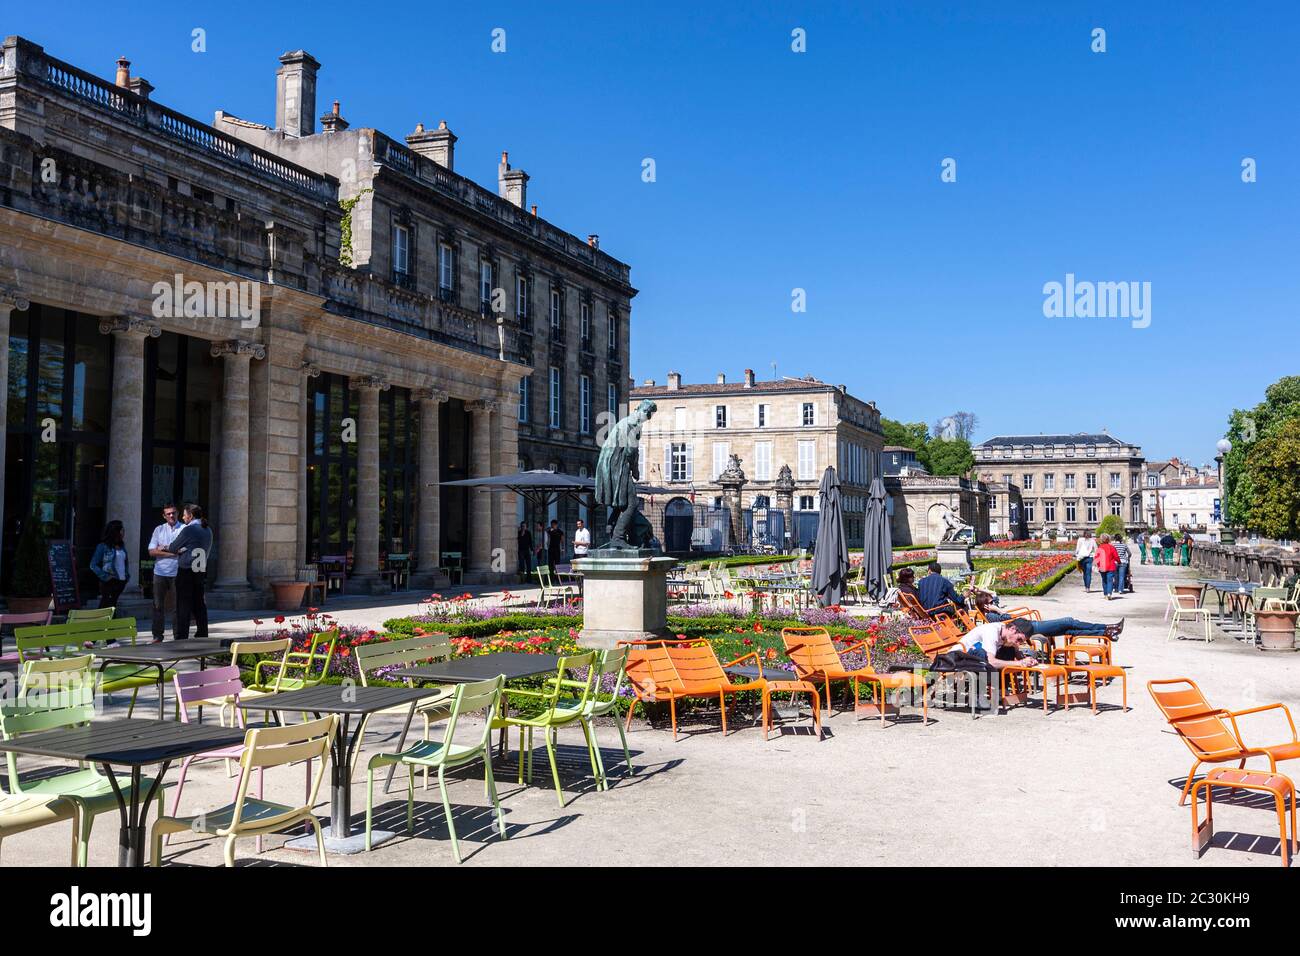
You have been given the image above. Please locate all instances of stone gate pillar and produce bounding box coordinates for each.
[717,454,748,552]
[774,463,795,554]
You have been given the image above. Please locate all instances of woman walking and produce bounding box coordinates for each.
[1095,533,1121,600]
[91,520,130,609]
[1075,530,1097,592]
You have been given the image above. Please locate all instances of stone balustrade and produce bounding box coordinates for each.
[1189,542,1300,583]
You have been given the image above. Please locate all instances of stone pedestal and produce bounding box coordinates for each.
[936,542,974,574]
[573,553,677,649]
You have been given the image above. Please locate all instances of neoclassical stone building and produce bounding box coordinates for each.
[0,36,633,604]
[629,371,884,552]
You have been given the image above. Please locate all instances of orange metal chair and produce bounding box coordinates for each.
[780,627,927,726]
[1191,768,1297,867]
[1148,677,1300,805]
[1051,645,1126,715]
[897,590,931,620]
[620,640,763,739]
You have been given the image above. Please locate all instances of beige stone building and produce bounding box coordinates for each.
[628,371,884,552]
[974,432,1145,536]
[0,36,632,604]
[883,474,992,546]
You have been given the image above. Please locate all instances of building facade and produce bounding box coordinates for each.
[884,474,992,546]
[1142,459,1220,538]
[974,432,1145,536]
[629,371,885,552]
[984,480,1025,540]
[0,36,632,603]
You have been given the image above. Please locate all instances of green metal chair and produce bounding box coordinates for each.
[494,651,598,807]
[352,634,457,780]
[0,685,164,866]
[19,654,95,697]
[66,607,116,622]
[572,646,633,791]
[250,628,338,695]
[364,676,507,862]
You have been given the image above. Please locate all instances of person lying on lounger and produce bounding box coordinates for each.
[974,593,1124,642]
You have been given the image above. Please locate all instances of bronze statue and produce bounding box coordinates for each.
[594,398,657,550]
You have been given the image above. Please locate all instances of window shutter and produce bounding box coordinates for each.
[665,444,672,481]
[685,442,694,481]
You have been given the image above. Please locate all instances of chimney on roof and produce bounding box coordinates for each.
[716,372,726,385]
[407,120,456,169]
[743,369,755,388]
[115,57,130,88]
[530,204,537,216]
[498,151,529,208]
[642,378,655,387]
[276,50,320,138]
[587,234,599,249]
[319,100,349,133]
[667,371,681,391]
[128,76,154,100]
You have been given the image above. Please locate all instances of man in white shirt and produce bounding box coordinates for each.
[147,503,181,642]
[572,519,591,558]
[949,620,1025,670]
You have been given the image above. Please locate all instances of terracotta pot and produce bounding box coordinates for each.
[5,595,52,614]
[1255,608,1299,652]
[270,581,308,613]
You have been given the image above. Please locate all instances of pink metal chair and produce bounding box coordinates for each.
[0,611,52,664]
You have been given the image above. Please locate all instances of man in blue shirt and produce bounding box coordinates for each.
[917,562,965,617]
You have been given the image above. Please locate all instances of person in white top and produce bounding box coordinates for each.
[949,620,1025,669]
[147,504,182,642]
[1074,530,1097,592]
[572,519,591,558]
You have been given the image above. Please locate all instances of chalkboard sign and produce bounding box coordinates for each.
[46,540,81,612]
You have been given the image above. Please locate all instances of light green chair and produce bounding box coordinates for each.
[352,634,457,780]
[0,685,163,866]
[494,651,597,807]
[571,647,633,791]
[19,654,95,697]
[67,607,116,622]
[364,676,507,863]
[15,617,170,717]
[0,793,80,865]
[250,628,338,695]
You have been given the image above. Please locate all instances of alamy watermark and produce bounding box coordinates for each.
[1042,273,1151,329]
[152,273,260,328]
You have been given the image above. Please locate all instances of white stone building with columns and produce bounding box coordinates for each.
[0,36,632,606]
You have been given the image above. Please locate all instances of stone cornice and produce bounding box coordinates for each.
[210,339,266,360]
[466,399,499,413]
[349,374,392,392]
[0,286,30,311]
[99,316,162,338]
[413,388,450,404]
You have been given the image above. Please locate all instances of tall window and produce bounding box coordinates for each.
[715,405,728,429]
[1024,500,1036,523]
[518,375,530,423]
[306,372,358,565]
[579,375,592,434]
[669,442,692,482]
[1044,500,1056,522]
[516,274,530,324]
[580,301,591,348]
[548,367,561,429]
[1044,474,1055,491]
[756,403,768,428]
[1065,501,1077,522]
[378,387,418,554]
[1086,473,1097,489]
[802,402,815,426]
[1133,501,1143,522]
[798,440,815,480]
[1065,473,1076,490]
[1109,472,1121,490]
[607,309,617,354]
[607,382,617,420]
[712,442,729,479]
[438,242,455,293]
[1110,499,1122,516]
[550,289,563,331]
[480,259,494,311]
[392,225,410,277]
[1087,500,1098,523]
[755,441,772,481]
[798,495,815,510]
[1022,473,1034,491]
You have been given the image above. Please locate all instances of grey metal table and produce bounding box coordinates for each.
[1199,580,1259,626]
[92,639,231,719]
[237,684,429,854]
[0,719,246,867]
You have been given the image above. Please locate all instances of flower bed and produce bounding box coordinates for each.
[981,539,1074,551]
[974,553,1077,595]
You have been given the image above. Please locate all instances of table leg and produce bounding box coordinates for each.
[102,761,169,867]
[156,664,166,721]
[327,712,364,840]
[382,701,418,795]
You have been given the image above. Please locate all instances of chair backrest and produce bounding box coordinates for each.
[931,614,963,643]
[231,715,337,830]
[621,641,684,700]
[1255,587,1289,608]
[440,676,504,755]
[14,618,138,664]
[780,627,842,677]
[174,666,244,723]
[537,651,597,715]
[67,607,116,622]
[282,629,338,685]
[19,654,95,697]
[898,590,928,618]
[354,634,451,686]
[0,611,53,632]
[664,642,729,693]
[0,684,99,793]
[1167,583,1204,610]
[908,623,961,660]
[536,566,554,589]
[1146,678,1245,762]
[587,646,630,713]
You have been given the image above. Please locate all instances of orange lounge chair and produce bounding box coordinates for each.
[897,590,931,620]
[780,627,927,726]
[1148,677,1300,805]
[1050,645,1126,714]
[620,639,763,739]
[912,621,1064,714]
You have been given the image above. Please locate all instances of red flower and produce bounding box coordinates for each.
[274,615,285,624]
[743,637,753,646]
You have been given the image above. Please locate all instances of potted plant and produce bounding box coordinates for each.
[269,579,308,613]
[1255,607,1299,652]
[6,512,52,613]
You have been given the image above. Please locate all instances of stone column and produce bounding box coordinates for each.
[0,290,29,593]
[349,375,389,590]
[210,339,265,592]
[297,362,321,566]
[717,454,748,552]
[466,399,497,575]
[101,316,161,598]
[774,463,795,554]
[414,388,447,583]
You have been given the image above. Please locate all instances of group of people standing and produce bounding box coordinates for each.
[1134,529,1194,566]
[516,518,591,574]
[1073,531,1136,599]
[89,503,214,641]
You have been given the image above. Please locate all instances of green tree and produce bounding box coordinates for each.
[926,437,974,477]
[1243,417,1300,538]
[1095,514,1126,539]
[1223,375,1300,527]
[880,418,932,470]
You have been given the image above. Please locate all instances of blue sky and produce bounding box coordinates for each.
[12,1,1298,460]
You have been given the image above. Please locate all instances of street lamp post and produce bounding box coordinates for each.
[1215,438,1232,545]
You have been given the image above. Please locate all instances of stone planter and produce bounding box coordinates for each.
[270,581,307,613]
[5,595,52,614]
[1255,608,1299,652]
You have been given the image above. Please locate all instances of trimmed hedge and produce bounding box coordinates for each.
[993,560,1079,596]
[685,554,798,570]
